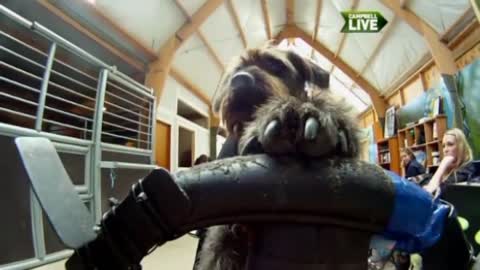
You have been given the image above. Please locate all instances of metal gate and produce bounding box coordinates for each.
[0,5,156,269]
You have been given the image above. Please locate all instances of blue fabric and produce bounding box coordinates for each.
[381,170,450,253]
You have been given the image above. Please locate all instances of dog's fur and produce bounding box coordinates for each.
[196,45,361,270]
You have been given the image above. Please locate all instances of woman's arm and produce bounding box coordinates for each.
[423,156,456,195]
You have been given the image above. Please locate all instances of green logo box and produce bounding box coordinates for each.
[341,11,388,33]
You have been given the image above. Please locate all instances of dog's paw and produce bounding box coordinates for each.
[239,97,353,157]
[239,97,302,155]
[296,102,342,157]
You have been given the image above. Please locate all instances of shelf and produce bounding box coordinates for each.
[398,115,446,132]
[399,126,415,133]
[377,136,397,144]
[409,143,426,149]
[391,115,446,177]
[376,136,399,174]
[427,140,440,145]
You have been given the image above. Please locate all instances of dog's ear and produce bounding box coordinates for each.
[287,51,329,89]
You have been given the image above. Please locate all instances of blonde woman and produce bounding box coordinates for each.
[423,128,474,196]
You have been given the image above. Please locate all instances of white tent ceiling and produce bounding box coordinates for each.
[91,0,473,114]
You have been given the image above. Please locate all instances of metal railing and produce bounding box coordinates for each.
[0,4,156,269]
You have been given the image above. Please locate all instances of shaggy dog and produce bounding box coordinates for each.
[195,45,361,270]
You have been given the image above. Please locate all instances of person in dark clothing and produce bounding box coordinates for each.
[423,128,478,195]
[401,148,425,179]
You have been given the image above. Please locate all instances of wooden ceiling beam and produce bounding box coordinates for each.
[170,67,211,105]
[330,0,360,73]
[272,25,297,44]
[176,0,225,41]
[286,0,295,25]
[310,0,323,58]
[357,16,397,77]
[226,0,248,48]
[173,0,191,19]
[197,32,225,70]
[440,7,476,43]
[279,25,387,118]
[37,0,146,71]
[147,0,224,104]
[173,0,225,71]
[472,0,480,23]
[381,0,457,74]
[261,0,272,39]
[83,1,157,61]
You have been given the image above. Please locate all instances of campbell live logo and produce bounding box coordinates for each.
[341,11,388,33]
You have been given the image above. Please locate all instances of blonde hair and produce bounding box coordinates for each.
[443,128,473,177]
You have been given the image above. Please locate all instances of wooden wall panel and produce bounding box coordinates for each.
[387,92,403,108]
[403,78,424,104]
[364,110,375,127]
[423,65,440,90]
[403,77,425,103]
[456,42,480,69]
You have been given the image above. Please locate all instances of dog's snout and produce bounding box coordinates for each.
[231,71,255,89]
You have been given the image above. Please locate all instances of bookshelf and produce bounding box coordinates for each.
[397,115,447,169]
[377,136,400,174]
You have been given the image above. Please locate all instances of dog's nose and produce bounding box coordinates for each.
[231,71,255,89]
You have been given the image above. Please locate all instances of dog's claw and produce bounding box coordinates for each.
[264,119,280,139]
[304,117,319,140]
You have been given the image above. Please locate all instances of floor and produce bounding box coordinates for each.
[33,235,199,270]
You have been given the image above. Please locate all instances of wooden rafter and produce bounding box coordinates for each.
[37,0,146,71]
[173,0,191,18]
[450,20,480,57]
[384,19,479,98]
[472,0,480,23]
[173,0,225,71]
[385,19,479,96]
[342,81,369,107]
[176,0,225,41]
[357,16,397,77]
[279,25,387,118]
[330,0,360,73]
[310,0,323,58]
[271,24,297,45]
[381,0,457,74]
[197,32,225,70]
[384,53,431,97]
[261,0,272,39]
[349,85,368,106]
[83,2,157,61]
[286,0,295,25]
[441,7,476,43]
[147,0,224,104]
[226,0,248,48]
[419,73,427,92]
[170,67,211,105]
